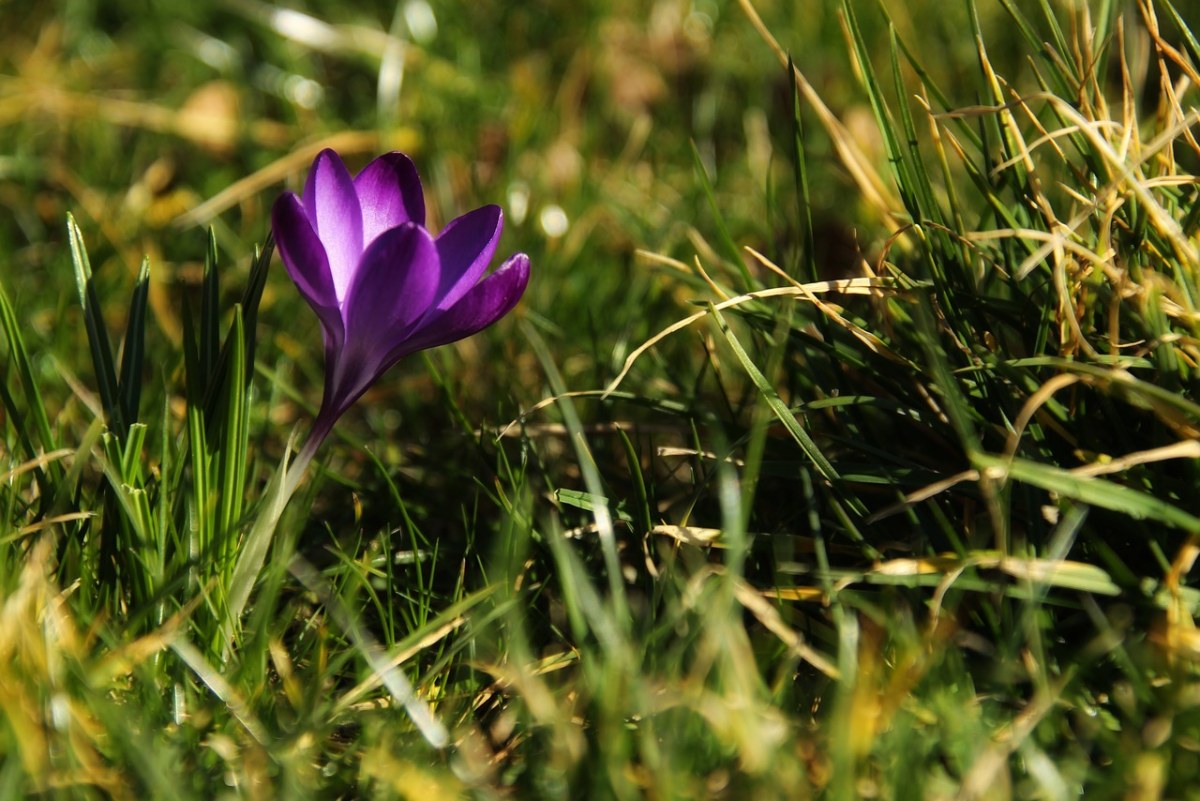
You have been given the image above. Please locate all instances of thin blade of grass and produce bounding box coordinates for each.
[200,229,220,387]
[117,256,150,428]
[68,213,125,440]
[0,278,61,489]
[975,452,1200,535]
[616,428,653,537]
[216,305,248,552]
[788,54,818,284]
[224,443,290,649]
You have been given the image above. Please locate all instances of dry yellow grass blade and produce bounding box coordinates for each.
[11,511,94,541]
[1003,373,1083,460]
[875,437,1200,524]
[762,586,826,603]
[1069,440,1200,479]
[733,580,840,679]
[867,468,979,524]
[651,524,727,548]
[746,246,911,365]
[0,448,74,485]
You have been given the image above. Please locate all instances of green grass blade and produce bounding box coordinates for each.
[888,26,943,229]
[224,447,289,651]
[992,0,1073,96]
[200,228,220,386]
[238,235,274,388]
[117,256,150,428]
[216,304,248,552]
[913,292,981,455]
[1161,0,1200,67]
[180,293,212,572]
[788,55,817,284]
[618,427,653,537]
[975,452,1200,535]
[68,213,125,440]
[0,277,61,487]
[1034,0,1072,74]
[840,0,917,220]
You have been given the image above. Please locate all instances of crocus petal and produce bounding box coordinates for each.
[355,152,425,245]
[342,222,442,347]
[393,253,529,360]
[320,225,441,423]
[272,192,345,349]
[433,205,503,311]
[301,149,362,304]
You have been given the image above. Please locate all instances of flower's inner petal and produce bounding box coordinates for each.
[302,149,363,304]
[272,193,346,350]
[344,222,443,350]
[433,205,503,311]
[389,252,529,362]
[355,152,425,245]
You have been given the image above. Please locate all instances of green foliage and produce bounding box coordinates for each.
[3,0,1200,798]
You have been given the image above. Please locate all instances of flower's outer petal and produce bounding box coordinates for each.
[320,226,441,424]
[343,222,442,348]
[432,205,502,311]
[355,152,425,246]
[272,192,345,349]
[392,252,529,361]
[301,149,362,304]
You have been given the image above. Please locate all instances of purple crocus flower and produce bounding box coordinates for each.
[272,149,530,457]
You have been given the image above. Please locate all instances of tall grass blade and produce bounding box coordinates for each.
[0,277,61,489]
[200,229,220,387]
[840,0,914,218]
[117,256,150,428]
[224,443,290,650]
[216,305,248,553]
[68,213,125,440]
[788,55,817,284]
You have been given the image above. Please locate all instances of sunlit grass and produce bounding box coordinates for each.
[3,0,1200,798]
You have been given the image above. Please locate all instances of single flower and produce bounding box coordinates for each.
[272,149,530,451]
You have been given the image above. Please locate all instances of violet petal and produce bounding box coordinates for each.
[433,205,503,311]
[393,252,529,360]
[355,152,425,245]
[301,149,363,304]
[272,192,345,349]
[342,222,442,348]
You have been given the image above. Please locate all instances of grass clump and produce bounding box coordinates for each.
[3,0,1200,798]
